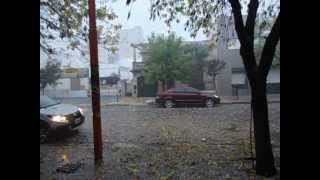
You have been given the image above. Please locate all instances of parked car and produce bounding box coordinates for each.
[40,95,85,143]
[155,86,220,108]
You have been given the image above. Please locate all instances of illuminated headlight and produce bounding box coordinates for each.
[51,115,68,123]
[78,108,84,115]
[213,95,219,98]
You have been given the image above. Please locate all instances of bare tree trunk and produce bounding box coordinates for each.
[251,79,276,176]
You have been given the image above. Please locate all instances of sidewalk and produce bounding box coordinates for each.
[111,95,280,106]
[220,95,280,104]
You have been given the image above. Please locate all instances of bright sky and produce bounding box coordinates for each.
[109,0,208,41]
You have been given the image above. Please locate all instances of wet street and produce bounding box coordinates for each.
[40,103,280,180]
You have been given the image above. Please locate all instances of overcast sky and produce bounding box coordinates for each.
[109,0,208,41]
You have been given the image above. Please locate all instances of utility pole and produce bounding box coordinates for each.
[88,0,103,162]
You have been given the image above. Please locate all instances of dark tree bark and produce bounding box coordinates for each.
[250,77,276,176]
[228,0,280,176]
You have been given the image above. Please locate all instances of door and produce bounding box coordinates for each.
[183,87,203,104]
[171,87,186,104]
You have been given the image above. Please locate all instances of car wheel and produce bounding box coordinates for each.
[40,128,48,144]
[206,99,214,108]
[164,100,174,108]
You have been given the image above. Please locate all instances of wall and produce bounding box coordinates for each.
[214,15,280,97]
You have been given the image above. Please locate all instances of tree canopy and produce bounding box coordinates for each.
[40,60,63,90]
[143,33,192,88]
[40,0,121,55]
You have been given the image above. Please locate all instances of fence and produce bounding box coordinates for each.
[42,89,87,98]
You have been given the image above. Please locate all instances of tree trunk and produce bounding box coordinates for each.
[251,80,277,176]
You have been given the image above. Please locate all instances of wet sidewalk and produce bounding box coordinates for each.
[220,95,280,104]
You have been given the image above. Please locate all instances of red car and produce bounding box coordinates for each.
[155,86,220,108]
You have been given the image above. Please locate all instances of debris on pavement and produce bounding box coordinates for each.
[56,162,82,174]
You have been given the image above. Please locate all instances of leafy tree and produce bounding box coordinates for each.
[143,33,192,90]
[206,59,226,91]
[126,0,280,176]
[40,61,63,94]
[40,0,121,55]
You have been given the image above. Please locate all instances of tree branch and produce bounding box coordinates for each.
[258,14,280,78]
[228,0,258,78]
[40,16,59,30]
[228,0,247,45]
[245,0,259,45]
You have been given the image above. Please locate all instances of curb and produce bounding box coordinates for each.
[221,101,280,104]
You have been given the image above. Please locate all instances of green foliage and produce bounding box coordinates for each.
[146,0,280,73]
[143,33,192,85]
[40,60,63,90]
[40,0,121,55]
[148,0,279,40]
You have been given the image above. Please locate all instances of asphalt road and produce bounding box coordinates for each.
[40,103,280,179]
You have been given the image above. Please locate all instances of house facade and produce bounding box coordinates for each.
[214,15,280,97]
[41,26,145,97]
[41,67,90,97]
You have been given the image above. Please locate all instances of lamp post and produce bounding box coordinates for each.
[88,0,103,162]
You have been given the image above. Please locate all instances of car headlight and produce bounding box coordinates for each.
[51,115,68,123]
[213,95,219,98]
[78,108,83,115]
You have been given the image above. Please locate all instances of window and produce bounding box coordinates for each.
[231,73,246,85]
[170,87,184,93]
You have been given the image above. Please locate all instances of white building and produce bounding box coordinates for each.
[40,26,145,97]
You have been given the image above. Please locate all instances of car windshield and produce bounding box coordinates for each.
[40,96,60,108]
